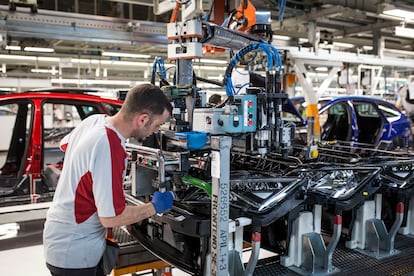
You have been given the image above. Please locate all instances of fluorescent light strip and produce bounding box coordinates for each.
[0,54,226,71]
[207,76,223,80]
[0,87,17,91]
[50,79,224,88]
[31,68,58,74]
[333,42,354,48]
[102,51,151,59]
[39,57,61,62]
[193,65,226,71]
[307,72,328,77]
[383,9,414,20]
[31,69,52,73]
[24,47,55,53]
[273,35,291,41]
[0,55,151,67]
[196,58,228,64]
[103,60,151,67]
[395,26,414,38]
[0,55,36,61]
[5,45,21,51]
[51,78,147,86]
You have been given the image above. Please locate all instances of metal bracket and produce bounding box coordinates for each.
[347,194,403,259]
[346,194,382,250]
[362,202,404,259]
[281,205,341,275]
[399,195,414,236]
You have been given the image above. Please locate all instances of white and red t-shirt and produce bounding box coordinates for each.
[43,114,127,269]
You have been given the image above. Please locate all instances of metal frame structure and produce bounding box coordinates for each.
[0,5,167,46]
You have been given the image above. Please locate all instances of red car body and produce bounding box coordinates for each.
[0,91,122,212]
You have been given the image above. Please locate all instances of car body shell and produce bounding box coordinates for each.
[0,92,122,207]
[291,95,412,146]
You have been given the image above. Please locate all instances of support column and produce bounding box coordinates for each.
[372,30,384,58]
[210,136,232,276]
[294,61,319,158]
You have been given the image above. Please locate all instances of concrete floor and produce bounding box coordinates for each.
[0,244,50,276]
[0,219,190,276]
[0,243,194,276]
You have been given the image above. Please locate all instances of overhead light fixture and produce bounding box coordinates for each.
[0,54,153,67]
[333,42,354,49]
[102,51,151,59]
[0,55,37,61]
[195,58,228,64]
[383,8,414,20]
[193,65,226,71]
[315,66,328,72]
[38,56,60,62]
[31,69,51,73]
[273,35,291,41]
[31,68,58,74]
[395,26,414,38]
[207,76,223,80]
[0,87,17,92]
[50,78,146,86]
[5,45,21,51]
[24,47,55,53]
[307,72,328,77]
[381,2,414,20]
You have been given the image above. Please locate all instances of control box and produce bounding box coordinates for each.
[193,108,224,134]
[193,94,257,134]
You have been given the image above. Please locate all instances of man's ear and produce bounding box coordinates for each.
[135,113,150,127]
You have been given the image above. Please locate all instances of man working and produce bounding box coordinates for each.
[208,93,222,106]
[43,83,174,275]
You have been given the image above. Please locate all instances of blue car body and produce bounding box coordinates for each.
[292,95,412,146]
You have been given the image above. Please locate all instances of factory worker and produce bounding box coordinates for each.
[43,83,175,276]
[208,93,222,106]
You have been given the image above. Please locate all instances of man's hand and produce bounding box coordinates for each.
[151,191,175,214]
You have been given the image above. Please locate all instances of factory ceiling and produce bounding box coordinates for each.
[1,0,414,90]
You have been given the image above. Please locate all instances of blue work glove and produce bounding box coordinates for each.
[151,191,175,214]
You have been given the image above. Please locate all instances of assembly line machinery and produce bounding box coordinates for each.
[0,3,413,276]
[113,1,414,276]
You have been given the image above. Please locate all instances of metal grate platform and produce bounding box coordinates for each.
[253,235,414,276]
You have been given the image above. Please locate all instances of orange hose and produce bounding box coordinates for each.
[170,2,181,23]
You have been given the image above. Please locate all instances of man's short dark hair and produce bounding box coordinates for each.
[208,94,222,105]
[122,84,172,117]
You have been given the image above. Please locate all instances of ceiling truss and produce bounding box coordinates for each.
[1,0,414,91]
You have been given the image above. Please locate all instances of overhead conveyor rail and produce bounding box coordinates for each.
[0,5,167,45]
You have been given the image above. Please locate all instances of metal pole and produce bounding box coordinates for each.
[210,136,232,276]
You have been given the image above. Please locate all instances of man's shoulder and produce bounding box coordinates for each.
[83,114,106,124]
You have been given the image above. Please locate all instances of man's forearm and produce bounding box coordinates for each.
[100,203,155,228]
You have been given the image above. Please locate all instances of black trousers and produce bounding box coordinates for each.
[46,259,105,276]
